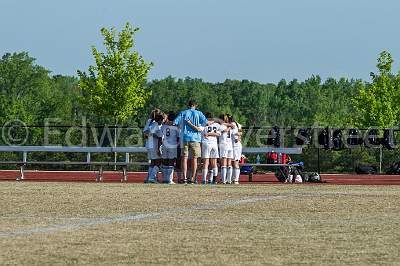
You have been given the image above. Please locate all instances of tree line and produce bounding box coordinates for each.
[1,37,400,172]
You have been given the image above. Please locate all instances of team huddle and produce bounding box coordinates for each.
[143,100,243,184]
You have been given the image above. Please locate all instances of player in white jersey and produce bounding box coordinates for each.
[143,108,161,183]
[145,113,164,183]
[160,112,179,184]
[218,114,234,184]
[229,115,243,184]
[200,112,221,184]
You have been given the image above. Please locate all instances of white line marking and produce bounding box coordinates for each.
[0,195,286,238]
[0,191,358,238]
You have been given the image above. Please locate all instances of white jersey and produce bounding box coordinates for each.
[218,124,233,150]
[161,124,179,149]
[143,119,152,148]
[201,123,222,145]
[143,119,152,133]
[232,122,242,148]
[147,121,163,149]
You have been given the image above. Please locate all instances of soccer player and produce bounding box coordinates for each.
[200,113,221,184]
[229,115,243,184]
[160,112,179,184]
[218,114,234,184]
[143,108,161,183]
[146,113,164,183]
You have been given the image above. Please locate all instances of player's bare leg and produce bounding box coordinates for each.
[190,157,198,183]
[232,160,240,184]
[182,156,188,183]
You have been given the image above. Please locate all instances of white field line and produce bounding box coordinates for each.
[0,195,288,238]
[0,216,102,220]
[0,191,365,238]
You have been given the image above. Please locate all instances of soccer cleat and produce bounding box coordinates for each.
[234,181,239,185]
[147,179,159,184]
[168,181,176,184]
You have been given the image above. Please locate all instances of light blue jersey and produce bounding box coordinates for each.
[173,108,207,142]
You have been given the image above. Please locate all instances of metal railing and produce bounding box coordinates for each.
[0,146,302,182]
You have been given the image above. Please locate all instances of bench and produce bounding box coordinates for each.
[0,146,302,182]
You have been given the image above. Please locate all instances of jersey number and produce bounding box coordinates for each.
[207,127,217,133]
[166,128,170,137]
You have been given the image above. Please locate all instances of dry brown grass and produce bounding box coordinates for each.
[1,182,400,265]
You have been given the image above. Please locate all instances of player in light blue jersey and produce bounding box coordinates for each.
[173,99,207,184]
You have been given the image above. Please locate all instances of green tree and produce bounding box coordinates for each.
[77,22,153,127]
[353,51,400,128]
[0,52,51,125]
[352,51,400,173]
[0,52,80,151]
[313,78,360,127]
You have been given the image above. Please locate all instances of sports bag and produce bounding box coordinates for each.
[302,172,321,182]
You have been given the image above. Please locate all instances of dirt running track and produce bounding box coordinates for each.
[0,170,400,185]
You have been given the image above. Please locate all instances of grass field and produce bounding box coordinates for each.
[1,183,400,265]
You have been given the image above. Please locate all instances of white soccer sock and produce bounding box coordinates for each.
[170,167,175,183]
[150,166,159,181]
[221,166,227,184]
[227,166,233,184]
[146,166,153,181]
[165,166,174,183]
[213,167,218,177]
[163,166,173,183]
[208,169,214,183]
[212,167,218,183]
[233,168,240,183]
[202,169,208,184]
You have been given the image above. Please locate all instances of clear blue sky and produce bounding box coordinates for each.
[1,0,399,83]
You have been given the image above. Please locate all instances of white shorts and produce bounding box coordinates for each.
[219,144,233,159]
[233,145,242,161]
[201,142,219,159]
[161,145,177,159]
[148,147,161,160]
